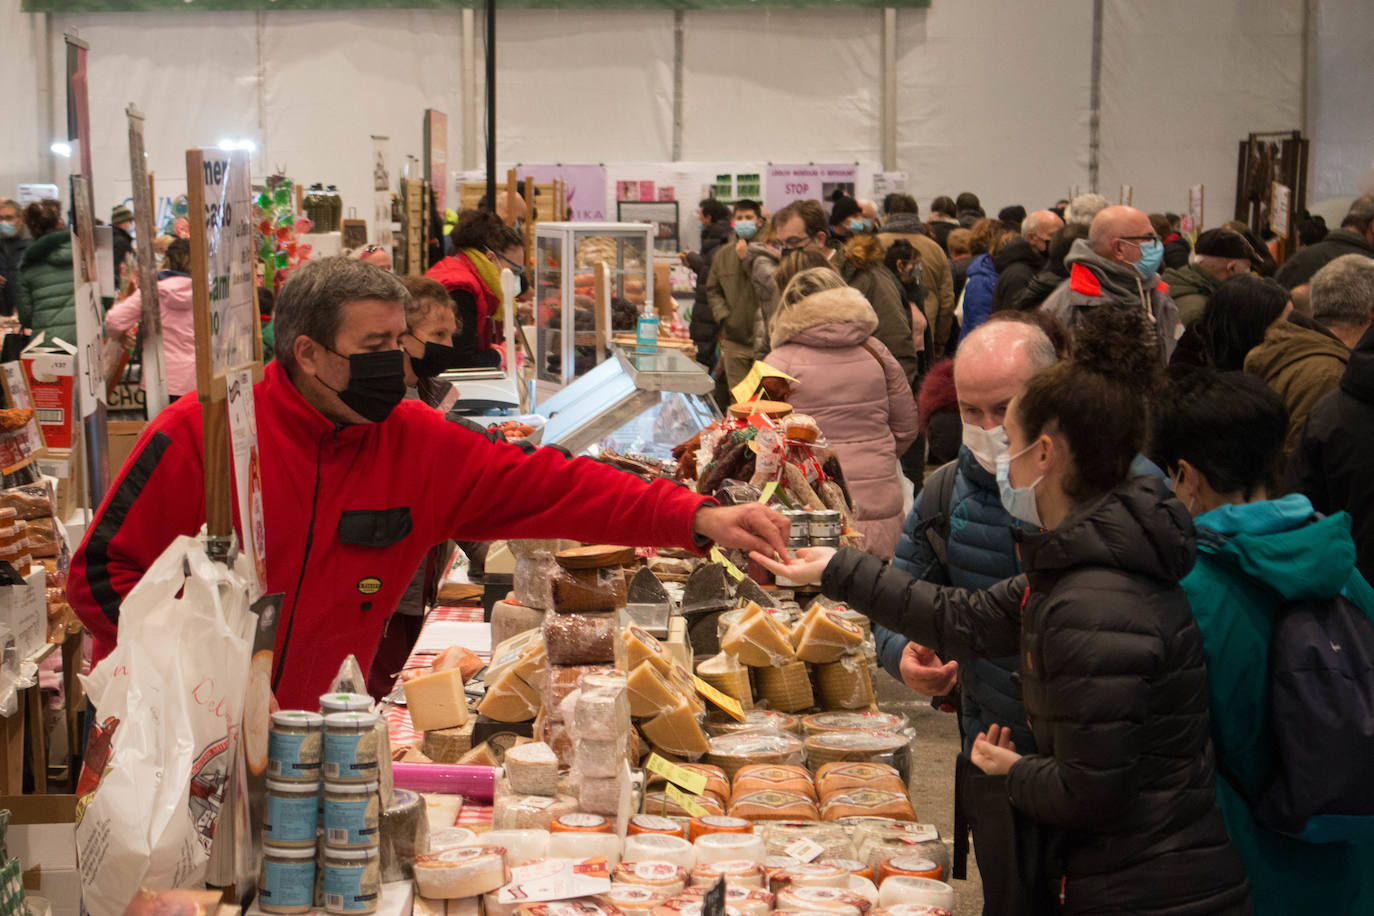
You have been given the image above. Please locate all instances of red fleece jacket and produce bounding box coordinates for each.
[67,361,709,708]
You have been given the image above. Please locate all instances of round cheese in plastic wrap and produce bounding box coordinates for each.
[731,765,817,802]
[755,662,815,713]
[851,822,948,880]
[814,656,875,710]
[802,713,905,737]
[705,731,805,779]
[628,814,689,838]
[688,815,752,843]
[647,765,731,805]
[729,790,819,822]
[876,855,943,884]
[642,790,725,819]
[693,831,767,865]
[815,763,906,799]
[519,900,624,916]
[599,884,673,916]
[875,907,952,916]
[481,829,550,867]
[759,821,855,861]
[764,855,803,884]
[494,793,580,831]
[652,898,744,916]
[674,885,774,916]
[820,788,915,823]
[689,859,767,889]
[768,862,850,893]
[774,885,872,915]
[877,877,954,911]
[623,833,697,870]
[804,731,909,769]
[844,876,878,907]
[706,710,801,736]
[817,858,875,882]
[549,829,622,865]
[430,826,479,852]
[614,861,689,895]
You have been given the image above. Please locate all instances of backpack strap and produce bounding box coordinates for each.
[916,459,958,567]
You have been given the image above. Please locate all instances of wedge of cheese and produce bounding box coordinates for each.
[694,653,753,710]
[721,606,796,667]
[755,661,814,713]
[792,609,865,664]
[641,696,711,759]
[404,667,471,732]
[628,662,685,718]
[624,624,676,674]
[478,666,541,723]
[504,741,559,796]
[665,661,707,714]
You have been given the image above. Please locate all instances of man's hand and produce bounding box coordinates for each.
[748,545,836,586]
[694,504,789,558]
[970,723,1021,776]
[734,238,748,260]
[899,642,958,696]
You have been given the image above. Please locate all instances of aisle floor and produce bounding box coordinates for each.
[873,667,986,915]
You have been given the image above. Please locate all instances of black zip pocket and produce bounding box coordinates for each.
[338,507,413,548]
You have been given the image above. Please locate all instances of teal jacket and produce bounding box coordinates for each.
[1181,495,1374,915]
[17,230,77,346]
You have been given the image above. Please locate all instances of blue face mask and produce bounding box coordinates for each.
[733,220,757,240]
[996,441,1044,528]
[846,218,869,234]
[0,222,16,239]
[1132,238,1164,279]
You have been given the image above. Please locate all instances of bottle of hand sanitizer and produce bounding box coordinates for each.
[636,305,658,354]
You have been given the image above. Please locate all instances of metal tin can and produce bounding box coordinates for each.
[808,510,843,542]
[782,509,810,548]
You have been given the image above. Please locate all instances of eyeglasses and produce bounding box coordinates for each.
[1118,234,1161,245]
[362,244,385,254]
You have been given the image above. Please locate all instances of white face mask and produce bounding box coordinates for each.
[962,422,1009,474]
[996,440,1044,528]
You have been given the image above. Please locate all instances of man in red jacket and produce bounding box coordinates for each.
[68,257,787,709]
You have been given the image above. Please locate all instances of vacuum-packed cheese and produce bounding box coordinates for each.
[614,861,688,895]
[413,846,510,899]
[646,763,731,806]
[664,661,706,714]
[731,765,817,802]
[875,855,943,884]
[768,862,851,892]
[755,662,815,713]
[773,885,871,915]
[572,734,632,779]
[544,612,618,665]
[492,792,579,831]
[580,761,633,818]
[758,821,855,861]
[876,877,954,912]
[705,732,804,779]
[814,656,874,710]
[403,667,470,732]
[576,683,631,734]
[791,610,865,664]
[803,712,904,736]
[721,606,796,667]
[671,886,774,916]
[548,831,623,865]
[641,790,724,818]
[692,831,767,865]
[624,624,676,675]
[816,762,906,799]
[622,833,697,870]
[479,667,542,722]
[819,789,915,822]
[627,663,684,719]
[504,741,560,796]
[599,884,672,916]
[545,665,616,721]
[706,710,800,736]
[641,697,710,759]
[479,828,550,866]
[728,790,820,822]
[693,653,753,710]
[688,859,766,889]
[804,731,908,769]
[518,899,624,916]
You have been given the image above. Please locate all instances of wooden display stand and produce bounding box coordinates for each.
[0,635,85,795]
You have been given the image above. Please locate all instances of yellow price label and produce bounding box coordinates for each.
[693,675,746,721]
[758,481,778,504]
[709,547,746,582]
[665,783,711,818]
[644,753,708,795]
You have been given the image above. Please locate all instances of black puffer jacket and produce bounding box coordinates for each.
[687,220,732,356]
[991,236,1043,312]
[823,476,1250,915]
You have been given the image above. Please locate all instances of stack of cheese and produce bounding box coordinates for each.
[404,643,487,764]
[801,713,912,781]
[720,603,811,712]
[642,763,730,818]
[570,670,636,832]
[492,740,580,831]
[815,762,916,823]
[725,764,820,821]
[792,606,874,710]
[625,625,711,762]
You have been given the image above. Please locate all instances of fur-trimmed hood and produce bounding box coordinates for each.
[770,285,878,349]
[841,233,886,272]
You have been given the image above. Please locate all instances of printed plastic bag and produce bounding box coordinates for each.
[76,535,257,916]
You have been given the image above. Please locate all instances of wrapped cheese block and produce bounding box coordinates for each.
[504,741,559,796]
[721,605,796,667]
[763,855,802,885]
[642,790,725,818]
[815,763,906,799]
[664,661,707,715]
[623,833,697,870]
[413,846,510,899]
[599,884,673,916]
[692,831,767,865]
[876,877,954,911]
[804,731,909,769]
[694,654,752,710]
[687,814,751,843]
[576,675,631,733]
[580,760,634,818]
[803,713,905,737]
[551,564,628,612]
[492,602,548,652]
[573,734,633,779]
[479,829,550,866]
[614,861,689,895]
[817,859,875,882]
[430,826,478,851]
[814,655,875,710]
[768,862,851,892]
[628,663,684,719]
[514,556,560,610]
[706,710,801,736]
[731,765,816,802]
[688,859,767,889]
[773,885,871,915]
[641,697,710,759]
[479,668,542,723]
[544,612,618,665]
[404,667,470,732]
[628,814,688,838]
[791,609,865,664]
[728,790,820,822]
[850,822,946,878]
[820,789,916,822]
[758,821,855,861]
[546,665,617,721]
[755,662,815,713]
[548,829,624,864]
[875,855,943,884]
[645,764,731,806]
[493,792,580,831]
[541,718,576,766]
[624,625,676,674]
[705,732,805,779]
[844,875,879,908]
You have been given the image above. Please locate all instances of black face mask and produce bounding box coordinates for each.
[319,347,406,423]
[407,339,460,379]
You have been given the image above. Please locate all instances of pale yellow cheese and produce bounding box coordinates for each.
[404,667,471,732]
[755,661,814,713]
[513,643,548,692]
[414,846,510,899]
[694,653,753,710]
[457,741,500,767]
[666,660,707,714]
[815,655,875,710]
[793,610,865,664]
[641,696,711,758]
[478,666,542,722]
[627,662,684,718]
[721,606,796,667]
[624,624,676,674]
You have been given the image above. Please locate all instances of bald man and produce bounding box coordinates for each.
[1040,204,1181,361]
[991,209,1063,312]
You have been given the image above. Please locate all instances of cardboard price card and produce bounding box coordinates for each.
[644,753,708,795]
[693,675,745,721]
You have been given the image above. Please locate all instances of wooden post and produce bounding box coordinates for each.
[26,681,45,793]
[62,635,84,780]
[505,168,518,227]
[593,261,609,362]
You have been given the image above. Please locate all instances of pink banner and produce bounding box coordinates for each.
[521,164,609,221]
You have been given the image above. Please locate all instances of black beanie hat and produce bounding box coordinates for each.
[829,195,862,226]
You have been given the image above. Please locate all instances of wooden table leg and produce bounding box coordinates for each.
[27,683,46,794]
[62,635,85,780]
[0,703,21,794]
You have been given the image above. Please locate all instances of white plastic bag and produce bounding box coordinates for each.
[76,535,257,916]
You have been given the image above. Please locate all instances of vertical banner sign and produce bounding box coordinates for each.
[1188,184,1205,236]
[425,109,449,214]
[1271,182,1292,240]
[127,105,169,418]
[188,148,257,396]
[226,368,267,600]
[371,135,393,251]
[764,164,859,213]
[69,178,106,420]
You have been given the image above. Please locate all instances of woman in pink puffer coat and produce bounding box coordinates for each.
[765,266,919,559]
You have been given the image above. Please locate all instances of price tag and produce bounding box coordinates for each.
[785,837,826,863]
[757,481,778,504]
[730,360,797,405]
[693,675,745,721]
[644,753,708,796]
[709,547,746,582]
[665,783,711,818]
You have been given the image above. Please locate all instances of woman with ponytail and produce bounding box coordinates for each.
[755,307,1252,915]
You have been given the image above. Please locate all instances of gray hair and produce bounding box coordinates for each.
[1311,254,1374,328]
[956,318,1059,375]
[1065,193,1110,228]
[1021,210,1056,239]
[272,256,411,369]
[1340,194,1374,234]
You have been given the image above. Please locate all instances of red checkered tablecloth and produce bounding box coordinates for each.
[386,604,487,748]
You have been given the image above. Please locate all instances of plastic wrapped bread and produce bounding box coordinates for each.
[543,612,618,665]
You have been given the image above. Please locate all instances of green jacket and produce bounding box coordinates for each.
[706,235,760,348]
[17,231,77,345]
[1161,262,1221,327]
[833,244,919,384]
[1244,320,1348,464]
[1181,495,1374,915]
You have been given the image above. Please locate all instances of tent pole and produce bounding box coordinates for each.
[672,9,684,161]
[463,8,478,171]
[485,0,496,205]
[1088,0,1103,194]
[881,8,897,172]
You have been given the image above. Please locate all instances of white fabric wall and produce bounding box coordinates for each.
[4,0,1363,240]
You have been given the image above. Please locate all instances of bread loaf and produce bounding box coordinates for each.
[543,612,618,665]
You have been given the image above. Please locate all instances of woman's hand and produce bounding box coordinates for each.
[971,723,1021,776]
[748,546,836,586]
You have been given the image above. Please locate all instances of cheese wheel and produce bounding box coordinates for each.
[851,822,946,876]
[614,861,689,895]
[642,790,725,819]
[645,764,731,806]
[774,885,871,915]
[706,710,801,736]
[624,833,697,870]
[492,792,579,831]
[651,900,744,916]
[693,831,767,866]
[548,830,623,865]
[876,855,942,884]
[804,732,908,768]
[758,821,857,862]
[688,814,752,842]
[803,713,905,737]
[769,862,850,892]
[550,812,612,833]
[817,859,874,882]
[641,697,710,759]
[672,887,775,916]
[731,765,817,802]
[544,612,618,666]
[882,907,952,916]
[624,625,676,674]
[413,846,510,899]
[791,610,864,664]
[814,656,875,710]
[815,763,905,798]
[728,790,820,822]
[599,885,673,916]
[820,789,916,823]
[694,653,753,710]
[431,826,479,851]
[877,877,954,911]
[628,663,684,719]
[403,667,471,732]
[844,876,878,907]
[755,662,815,713]
[504,741,560,796]
[629,814,687,838]
[480,829,550,866]
[689,859,767,889]
[479,666,543,723]
[705,732,805,779]
[545,665,617,721]
[721,606,796,667]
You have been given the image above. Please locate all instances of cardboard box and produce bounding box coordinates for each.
[106,421,148,478]
[0,568,49,660]
[3,793,79,916]
[20,337,76,452]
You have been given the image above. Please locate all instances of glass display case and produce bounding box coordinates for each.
[533,222,655,401]
[536,345,719,459]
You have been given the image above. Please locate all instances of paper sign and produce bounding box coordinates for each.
[693,675,745,721]
[758,481,778,504]
[709,547,746,582]
[1188,184,1205,235]
[665,783,711,819]
[785,837,826,863]
[730,361,797,405]
[495,857,612,904]
[226,368,267,598]
[765,163,858,213]
[1271,182,1292,240]
[197,148,256,378]
[644,753,708,796]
